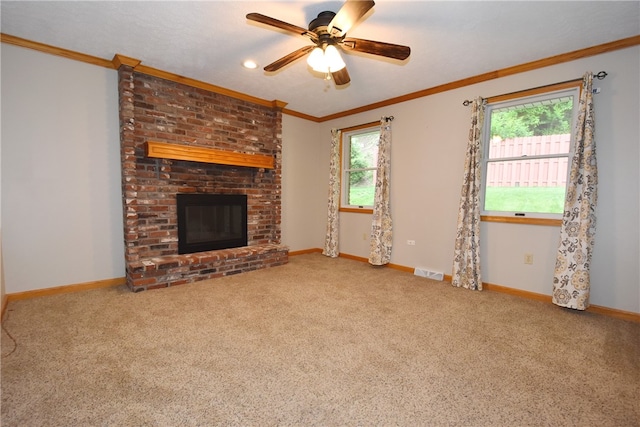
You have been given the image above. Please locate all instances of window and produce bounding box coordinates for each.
[481,84,580,221]
[340,124,380,212]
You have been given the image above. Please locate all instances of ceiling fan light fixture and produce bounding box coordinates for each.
[307,45,346,73]
[324,44,346,72]
[307,47,326,72]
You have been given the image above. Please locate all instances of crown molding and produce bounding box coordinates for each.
[282,108,322,123]
[317,34,640,122]
[1,33,287,111]
[132,62,286,110]
[111,54,141,69]
[0,33,114,68]
[2,32,638,122]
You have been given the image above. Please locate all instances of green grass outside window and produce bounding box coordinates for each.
[484,186,566,214]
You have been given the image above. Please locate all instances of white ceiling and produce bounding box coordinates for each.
[2,1,639,118]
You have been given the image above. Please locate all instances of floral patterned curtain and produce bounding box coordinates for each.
[452,97,485,290]
[323,129,341,258]
[369,117,393,265]
[552,72,598,310]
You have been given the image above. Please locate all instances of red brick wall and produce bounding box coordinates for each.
[118,65,287,290]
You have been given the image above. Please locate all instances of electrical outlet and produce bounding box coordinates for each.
[407,240,416,246]
[362,233,368,240]
[524,253,534,265]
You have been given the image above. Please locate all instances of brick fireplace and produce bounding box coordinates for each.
[117,61,288,291]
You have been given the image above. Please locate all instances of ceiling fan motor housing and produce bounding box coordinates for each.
[309,11,341,44]
[309,11,336,32]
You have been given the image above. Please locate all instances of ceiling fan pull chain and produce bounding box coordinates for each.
[324,75,332,92]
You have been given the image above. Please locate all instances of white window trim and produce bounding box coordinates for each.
[340,125,380,211]
[480,87,580,221]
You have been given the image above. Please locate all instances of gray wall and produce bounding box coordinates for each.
[2,42,638,314]
[1,44,124,292]
[310,47,640,313]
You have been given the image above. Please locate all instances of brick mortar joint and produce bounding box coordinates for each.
[128,244,289,270]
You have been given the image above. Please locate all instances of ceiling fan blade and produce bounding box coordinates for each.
[264,45,316,72]
[331,67,351,86]
[327,0,375,37]
[246,13,317,42]
[341,37,411,60]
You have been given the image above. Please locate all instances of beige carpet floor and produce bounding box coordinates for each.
[2,253,639,426]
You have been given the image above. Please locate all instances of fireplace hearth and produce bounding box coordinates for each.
[177,193,248,254]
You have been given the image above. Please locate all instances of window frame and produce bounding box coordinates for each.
[339,122,380,214]
[480,81,582,225]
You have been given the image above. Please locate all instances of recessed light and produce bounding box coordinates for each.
[243,60,258,69]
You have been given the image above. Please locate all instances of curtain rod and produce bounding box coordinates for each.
[336,116,394,132]
[462,71,607,106]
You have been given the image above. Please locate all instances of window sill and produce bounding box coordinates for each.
[340,207,374,214]
[481,215,562,226]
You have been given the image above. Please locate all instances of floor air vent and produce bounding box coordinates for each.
[414,268,444,281]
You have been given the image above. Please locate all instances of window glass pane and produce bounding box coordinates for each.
[489,97,573,159]
[349,131,379,169]
[347,170,376,206]
[485,158,568,213]
[488,134,571,159]
[341,126,380,209]
[482,87,578,218]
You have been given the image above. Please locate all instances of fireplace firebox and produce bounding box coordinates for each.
[177,193,248,254]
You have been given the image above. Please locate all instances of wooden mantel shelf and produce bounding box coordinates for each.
[145,141,274,169]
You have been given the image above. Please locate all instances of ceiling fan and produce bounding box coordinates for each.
[246,0,411,86]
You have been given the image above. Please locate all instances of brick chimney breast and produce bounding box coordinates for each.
[117,70,288,291]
